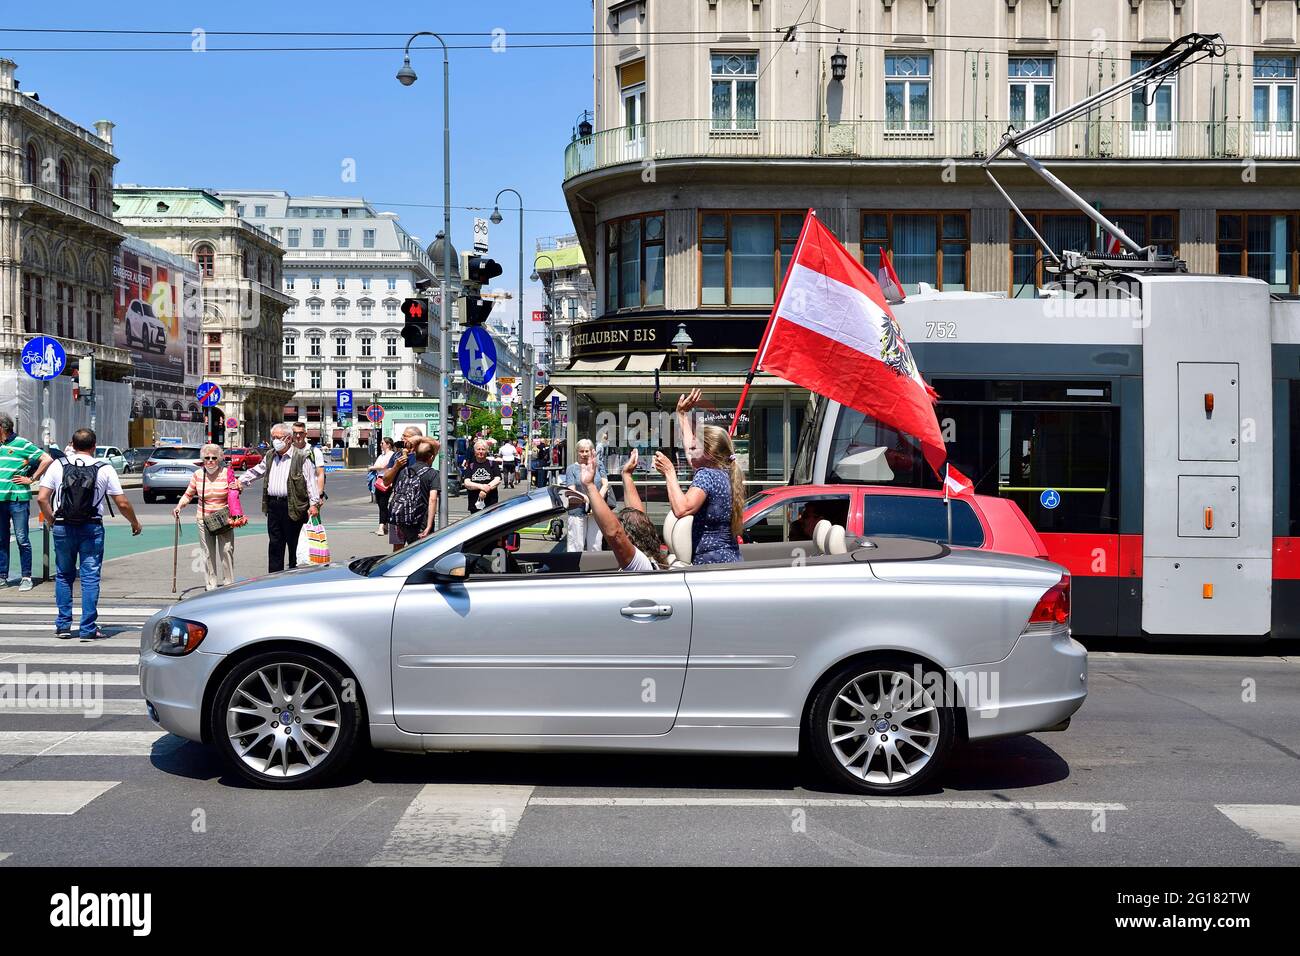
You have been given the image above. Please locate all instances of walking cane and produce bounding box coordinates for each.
[172,513,180,593]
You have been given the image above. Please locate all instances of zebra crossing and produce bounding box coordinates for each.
[0,599,1295,866]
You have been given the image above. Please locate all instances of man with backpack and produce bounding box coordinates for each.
[36,428,141,639]
[384,437,439,551]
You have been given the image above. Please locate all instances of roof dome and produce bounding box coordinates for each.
[426,231,459,278]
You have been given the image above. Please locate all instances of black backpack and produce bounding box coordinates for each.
[56,460,105,524]
[387,462,431,526]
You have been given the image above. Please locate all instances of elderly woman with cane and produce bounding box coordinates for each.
[173,443,245,590]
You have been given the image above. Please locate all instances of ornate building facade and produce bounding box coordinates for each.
[0,58,133,447]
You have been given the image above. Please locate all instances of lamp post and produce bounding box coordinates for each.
[490,188,528,448]
[531,253,556,440]
[671,322,694,372]
[396,30,452,529]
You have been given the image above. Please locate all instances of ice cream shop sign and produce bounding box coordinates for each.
[571,316,766,359]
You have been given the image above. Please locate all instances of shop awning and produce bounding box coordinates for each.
[623,354,666,372]
[567,356,625,372]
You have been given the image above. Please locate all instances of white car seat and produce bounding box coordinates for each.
[670,514,694,564]
[663,511,678,553]
[826,524,848,554]
[813,519,832,555]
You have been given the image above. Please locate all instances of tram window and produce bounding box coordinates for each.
[864,495,984,548]
[827,409,926,486]
[1290,382,1300,536]
[998,407,1118,533]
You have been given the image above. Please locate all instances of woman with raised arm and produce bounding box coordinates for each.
[654,388,744,565]
[580,449,668,571]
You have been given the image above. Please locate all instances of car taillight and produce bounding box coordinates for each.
[1029,574,1071,626]
[145,459,156,467]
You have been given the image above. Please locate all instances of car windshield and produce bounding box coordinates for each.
[361,492,547,577]
[95,447,109,456]
[152,447,200,460]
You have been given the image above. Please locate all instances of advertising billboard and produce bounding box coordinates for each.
[113,241,200,385]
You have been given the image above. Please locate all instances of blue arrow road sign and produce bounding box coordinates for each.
[457,326,497,387]
[21,336,66,381]
[1040,489,1061,510]
[196,381,223,407]
[336,389,353,414]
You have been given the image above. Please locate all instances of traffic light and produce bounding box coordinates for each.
[465,256,503,286]
[400,298,430,351]
[462,293,494,326]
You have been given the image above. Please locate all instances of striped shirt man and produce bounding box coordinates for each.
[0,434,47,503]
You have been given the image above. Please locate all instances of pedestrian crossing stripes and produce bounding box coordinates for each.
[0,634,139,646]
[0,731,176,756]
[0,699,147,716]
[1216,804,1300,854]
[0,781,119,815]
[0,606,160,617]
[0,653,138,666]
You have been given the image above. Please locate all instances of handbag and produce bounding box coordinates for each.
[200,469,233,535]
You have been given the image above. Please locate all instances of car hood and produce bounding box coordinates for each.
[170,562,364,612]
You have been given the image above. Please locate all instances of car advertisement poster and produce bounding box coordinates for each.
[113,244,199,385]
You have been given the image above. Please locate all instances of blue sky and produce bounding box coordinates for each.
[2,0,594,337]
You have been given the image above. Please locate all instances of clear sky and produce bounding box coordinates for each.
[1,0,595,344]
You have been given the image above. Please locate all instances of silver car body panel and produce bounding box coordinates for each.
[140,489,1086,755]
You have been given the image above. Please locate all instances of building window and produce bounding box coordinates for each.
[88,173,101,214]
[207,348,222,374]
[270,226,283,241]
[21,275,43,333]
[57,159,72,200]
[336,276,346,291]
[385,301,397,318]
[699,211,801,306]
[885,53,932,132]
[335,302,347,318]
[338,229,350,248]
[710,52,758,131]
[55,282,72,338]
[186,329,200,376]
[310,369,321,389]
[386,336,398,357]
[604,212,665,310]
[386,369,398,390]
[335,335,347,357]
[312,229,325,248]
[386,276,397,291]
[336,369,347,389]
[363,229,376,248]
[194,245,214,278]
[236,205,245,217]
[86,291,103,344]
[285,367,296,386]
[361,369,372,389]
[285,276,295,291]
[568,299,578,320]
[1009,57,1054,130]
[862,211,969,293]
[1217,212,1298,293]
[310,335,322,357]
[309,301,321,317]
[1011,210,1177,296]
[284,335,296,357]
[25,143,38,185]
[361,276,371,291]
[287,228,300,248]
[620,59,646,145]
[254,204,266,218]
[1254,56,1297,151]
[310,276,321,292]
[360,301,373,318]
[1131,55,1175,134]
[207,332,222,345]
[360,337,373,357]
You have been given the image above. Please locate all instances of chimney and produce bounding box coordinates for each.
[223,198,238,217]
[0,60,16,91]
[94,120,115,145]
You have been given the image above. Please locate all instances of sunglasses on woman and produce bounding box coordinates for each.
[202,455,221,461]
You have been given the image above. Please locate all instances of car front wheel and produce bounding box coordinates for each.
[807,655,956,795]
[211,651,362,788]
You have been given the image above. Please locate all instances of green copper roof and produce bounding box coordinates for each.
[112,187,226,218]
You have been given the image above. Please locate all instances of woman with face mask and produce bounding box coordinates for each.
[174,443,238,589]
[654,389,744,565]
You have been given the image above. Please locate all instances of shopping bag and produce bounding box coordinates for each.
[226,467,248,527]
[295,529,312,567]
[305,516,331,565]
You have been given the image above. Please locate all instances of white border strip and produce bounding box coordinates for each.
[529,797,1126,810]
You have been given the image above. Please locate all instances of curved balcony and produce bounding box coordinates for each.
[564,118,1297,181]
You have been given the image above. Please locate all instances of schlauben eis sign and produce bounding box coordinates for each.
[570,316,766,359]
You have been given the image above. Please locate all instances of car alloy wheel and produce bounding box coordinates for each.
[213,651,361,788]
[808,656,955,795]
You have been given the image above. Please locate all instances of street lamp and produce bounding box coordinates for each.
[396,30,452,529]
[572,110,594,141]
[491,187,529,445]
[671,322,694,371]
[532,254,557,441]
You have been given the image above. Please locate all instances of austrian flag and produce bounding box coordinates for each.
[739,210,956,482]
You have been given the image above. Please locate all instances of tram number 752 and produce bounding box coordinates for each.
[925,321,958,339]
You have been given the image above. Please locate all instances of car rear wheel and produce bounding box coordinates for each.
[806,655,955,795]
[143,491,156,504]
[211,651,362,789]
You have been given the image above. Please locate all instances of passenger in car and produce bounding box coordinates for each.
[578,449,668,572]
[655,389,743,565]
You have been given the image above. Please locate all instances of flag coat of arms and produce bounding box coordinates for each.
[741,210,973,494]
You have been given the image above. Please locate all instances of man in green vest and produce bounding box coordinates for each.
[238,422,320,572]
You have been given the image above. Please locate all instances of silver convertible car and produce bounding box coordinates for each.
[139,487,1087,793]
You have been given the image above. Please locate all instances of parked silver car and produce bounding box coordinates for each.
[139,488,1087,791]
[141,446,202,503]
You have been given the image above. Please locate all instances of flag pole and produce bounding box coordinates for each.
[944,463,954,545]
[728,209,817,437]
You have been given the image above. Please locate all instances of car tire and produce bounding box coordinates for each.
[806,654,956,796]
[211,650,362,789]
[143,491,156,504]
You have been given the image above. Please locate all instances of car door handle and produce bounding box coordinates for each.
[621,604,673,618]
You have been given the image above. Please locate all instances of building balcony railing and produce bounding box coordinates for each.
[564,118,1300,179]
[15,184,124,240]
[0,330,133,371]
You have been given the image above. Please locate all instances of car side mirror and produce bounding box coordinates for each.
[431,552,469,584]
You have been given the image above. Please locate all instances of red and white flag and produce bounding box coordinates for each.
[876,247,906,304]
[746,210,949,478]
[1102,231,1122,255]
[943,464,975,498]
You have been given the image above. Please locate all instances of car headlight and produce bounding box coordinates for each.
[152,616,208,656]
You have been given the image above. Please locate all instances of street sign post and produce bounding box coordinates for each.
[500,404,513,419]
[457,326,498,387]
[196,381,223,407]
[21,336,66,381]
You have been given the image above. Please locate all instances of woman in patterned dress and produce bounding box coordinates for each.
[654,388,744,565]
